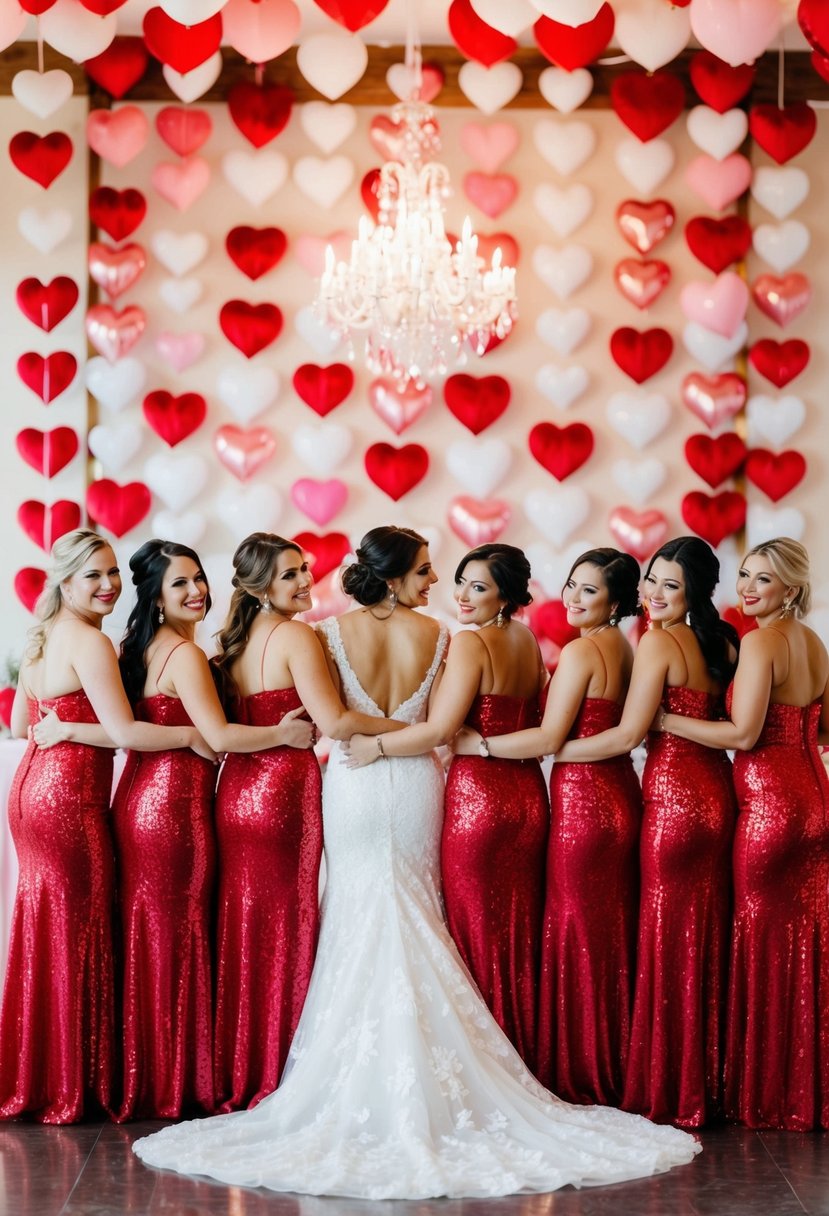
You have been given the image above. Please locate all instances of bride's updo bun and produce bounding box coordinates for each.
[342,525,428,606]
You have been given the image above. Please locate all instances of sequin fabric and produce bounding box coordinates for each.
[0,691,115,1123]
[623,686,737,1128]
[112,694,216,1120]
[213,687,323,1113]
[726,694,829,1130]
[133,618,700,1198]
[442,693,548,1071]
[541,697,642,1106]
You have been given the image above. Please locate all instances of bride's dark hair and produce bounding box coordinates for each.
[342,525,427,607]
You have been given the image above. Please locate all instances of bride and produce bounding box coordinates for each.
[134,525,700,1199]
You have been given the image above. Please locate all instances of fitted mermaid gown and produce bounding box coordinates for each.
[133,619,700,1198]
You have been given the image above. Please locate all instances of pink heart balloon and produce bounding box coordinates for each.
[290,477,348,526]
[689,0,781,69]
[608,506,668,562]
[368,377,432,434]
[88,242,147,300]
[463,171,519,219]
[86,106,149,168]
[294,230,351,276]
[679,270,749,338]
[681,372,747,430]
[752,273,812,328]
[222,0,301,64]
[613,259,671,310]
[151,155,211,211]
[214,425,276,481]
[685,153,752,211]
[448,495,511,547]
[155,330,206,373]
[85,304,146,364]
[369,114,415,163]
[459,121,520,174]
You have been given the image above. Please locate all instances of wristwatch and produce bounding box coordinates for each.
[478,735,490,758]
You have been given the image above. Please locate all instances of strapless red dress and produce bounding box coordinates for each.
[0,691,115,1123]
[622,686,737,1128]
[213,688,323,1111]
[726,696,829,1130]
[111,694,216,1120]
[442,693,549,1071]
[540,697,641,1105]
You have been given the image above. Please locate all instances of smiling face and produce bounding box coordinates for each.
[62,544,121,623]
[454,559,505,626]
[157,555,209,629]
[642,557,687,626]
[266,546,314,616]
[393,544,438,609]
[562,561,613,632]
[737,554,792,621]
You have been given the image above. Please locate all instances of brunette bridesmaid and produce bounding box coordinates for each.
[657,538,829,1130]
[454,548,642,1105]
[345,543,549,1069]
[211,533,402,1112]
[0,532,210,1123]
[554,537,739,1127]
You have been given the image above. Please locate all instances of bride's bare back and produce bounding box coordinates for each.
[332,608,441,717]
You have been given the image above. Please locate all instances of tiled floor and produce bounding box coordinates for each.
[0,1121,826,1216]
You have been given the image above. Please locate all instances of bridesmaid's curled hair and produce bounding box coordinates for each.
[743,536,811,617]
[454,544,533,619]
[564,548,641,621]
[26,529,110,660]
[342,525,427,606]
[119,539,212,705]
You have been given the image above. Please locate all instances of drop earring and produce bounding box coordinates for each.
[157,606,164,625]
[387,587,397,610]
[780,597,794,619]
[496,605,506,628]
[685,610,692,626]
[260,596,273,614]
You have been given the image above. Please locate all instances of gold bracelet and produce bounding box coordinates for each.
[376,734,386,758]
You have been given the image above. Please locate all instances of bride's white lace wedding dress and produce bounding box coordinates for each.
[134,619,700,1199]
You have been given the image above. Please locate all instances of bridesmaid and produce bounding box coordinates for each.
[211,533,403,1112]
[454,548,642,1106]
[345,543,549,1069]
[112,539,314,1121]
[0,531,211,1123]
[554,537,739,1127]
[657,537,829,1130]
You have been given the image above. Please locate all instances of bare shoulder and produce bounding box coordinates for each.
[447,627,486,658]
[739,627,780,656]
[559,634,602,672]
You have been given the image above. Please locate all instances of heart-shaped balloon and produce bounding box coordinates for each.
[532,245,593,299]
[609,327,673,383]
[228,81,293,149]
[744,448,807,502]
[226,226,287,280]
[689,0,781,69]
[613,259,670,310]
[17,499,81,552]
[216,364,280,423]
[608,506,668,562]
[214,425,277,481]
[449,0,518,66]
[614,137,674,193]
[222,148,289,207]
[14,568,47,614]
[610,70,685,142]
[747,503,806,548]
[293,155,355,209]
[535,364,589,410]
[386,59,444,103]
[748,338,809,388]
[86,304,146,363]
[295,29,368,100]
[752,220,810,275]
[142,7,222,75]
[220,300,283,358]
[162,51,222,104]
[312,0,389,33]
[152,508,206,550]
[535,305,591,354]
[680,372,747,431]
[292,363,354,416]
[679,271,749,339]
[88,420,143,472]
[299,100,357,155]
[88,241,146,300]
[151,229,208,277]
[533,182,593,238]
[155,330,206,374]
[444,374,511,434]
[751,273,812,328]
[684,432,746,488]
[685,152,752,211]
[18,205,72,253]
[746,394,806,450]
[160,277,204,314]
[750,166,810,220]
[292,530,351,580]
[616,199,675,254]
[686,104,747,160]
[16,351,78,403]
[144,452,208,510]
[460,121,520,174]
[294,306,343,359]
[9,131,73,188]
[447,495,511,547]
[534,4,614,70]
[89,185,146,241]
[369,378,432,434]
[218,484,282,540]
[537,65,593,112]
[463,172,518,219]
[16,276,78,332]
[529,422,594,481]
[86,105,148,167]
[86,478,151,538]
[799,0,829,55]
[223,0,302,62]
[85,355,146,412]
[16,426,79,477]
[12,69,73,119]
[532,116,595,177]
[749,102,817,165]
[681,489,746,547]
[364,443,429,500]
[611,457,667,508]
[155,105,212,157]
[291,421,352,476]
[143,390,207,448]
[83,35,149,99]
[294,230,351,277]
[606,390,671,450]
[152,156,210,211]
[290,478,348,526]
[684,215,752,274]
[524,485,590,544]
[446,437,511,496]
[689,50,754,113]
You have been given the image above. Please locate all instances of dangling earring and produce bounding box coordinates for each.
[387,586,397,611]
[685,610,692,626]
[496,605,507,628]
[609,611,619,627]
[780,597,794,619]
[157,606,164,625]
[260,596,273,614]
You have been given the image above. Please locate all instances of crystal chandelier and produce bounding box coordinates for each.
[315,13,517,384]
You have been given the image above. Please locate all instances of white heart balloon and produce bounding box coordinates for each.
[39,0,116,61]
[217,364,280,424]
[535,307,592,354]
[529,0,604,24]
[446,437,512,497]
[532,117,596,176]
[158,0,225,20]
[682,321,748,371]
[222,148,289,207]
[524,485,591,545]
[537,66,593,113]
[296,31,368,101]
[614,137,675,193]
[152,509,206,549]
[17,206,72,253]
[535,363,589,410]
[534,182,593,238]
[750,166,809,220]
[12,69,73,118]
[159,276,204,314]
[532,245,593,299]
[300,101,357,155]
[686,106,748,161]
[470,0,537,35]
[752,220,810,273]
[293,155,355,209]
[457,61,523,115]
[151,230,209,277]
[217,484,283,542]
[294,306,343,358]
[85,355,146,412]
[292,421,353,475]
[162,53,222,104]
[144,452,209,512]
[746,394,806,449]
[611,456,667,506]
[614,0,690,71]
[606,391,671,450]
[88,421,143,473]
[525,539,594,597]
[746,503,805,548]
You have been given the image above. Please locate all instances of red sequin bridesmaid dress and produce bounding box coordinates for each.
[539,698,641,1105]
[726,696,829,1130]
[441,694,549,1071]
[0,691,115,1123]
[213,686,323,1112]
[112,694,216,1120]
[622,686,736,1128]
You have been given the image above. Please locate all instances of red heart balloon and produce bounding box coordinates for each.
[364,443,429,500]
[360,168,386,221]
[16,277,79,332]
[16,427,79,478]
[80,0,128,10]
[293,363,354,416]
[311,0,390,33]
[744,449,806,502]
[689,50,754,113]
[86,478,152,538]
[613,259,671,310]
[0,687,14,729]
[529,422,594,482]
[722,605,758,639]
[155,106,212,157]
[681,490,746,547]
[534,4,615,71]
[616,200,675,255]
[143,7,222,75]
[292,530,351,580]
[681,372,747,430]
[142,391,207,448]
[89,185,147,241]
[749,103,817,165]
[14,568,47,614]
[219,301,283,358]
[609,327,673,384]
[611,71,686,143]
[810,48,829,82]
[748,338,810,388]
[84,36,149,98]
[752,273,812,328]
[226,226,288,280]
[608,507,668,563]
[798,0,829,56]
[528,599,579,650]
[9,131,73,189]
[17,352,78,404]
[448,0,518,67]
[228,82,293,149]
[20,1,57,12]
[684,215,752,274]
[684,433,746,489]
[443,374,510,434]
[17,499,82,551]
